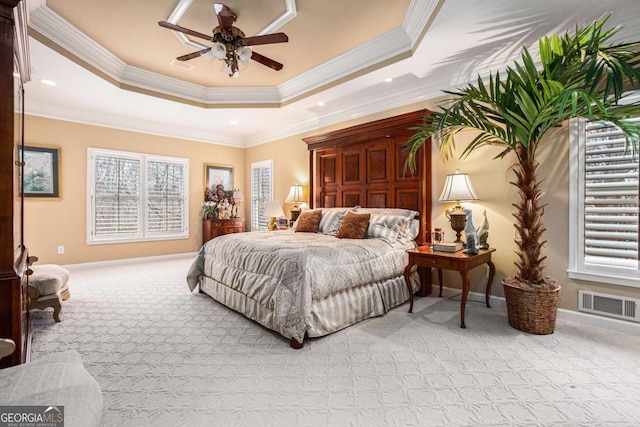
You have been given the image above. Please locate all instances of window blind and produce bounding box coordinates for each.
[251,160,273,230]
[94,156,141,237]
[88,148,189,243]
[147,161,185,233]
[584,120,639,264]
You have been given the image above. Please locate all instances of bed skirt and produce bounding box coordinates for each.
[199,271,421,343]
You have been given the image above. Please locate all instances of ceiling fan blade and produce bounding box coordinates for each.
[243,33,289,46]
[159,21,214,42]
[251,51,283,71]
[176,48,212,62]
[214,3,235,36]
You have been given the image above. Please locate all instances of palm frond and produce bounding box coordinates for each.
[404,15,640,285]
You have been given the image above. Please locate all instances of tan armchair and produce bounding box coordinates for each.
[27,264,71,322]
[0,338,16,359]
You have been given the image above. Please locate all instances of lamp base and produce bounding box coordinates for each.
[268,217,278,231]
[446,204,467,243]
[290,206,301,223]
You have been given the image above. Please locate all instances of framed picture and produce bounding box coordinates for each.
[276,217,289,230]
[205,164,233,191]
[19,145,60,198]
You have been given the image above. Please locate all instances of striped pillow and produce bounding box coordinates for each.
[366,214,406,245]
[318,209,347,235]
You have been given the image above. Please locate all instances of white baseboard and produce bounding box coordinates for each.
[435,284,640,336]
[62,252,198,270]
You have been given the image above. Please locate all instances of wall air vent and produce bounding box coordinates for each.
[578,290,640,323]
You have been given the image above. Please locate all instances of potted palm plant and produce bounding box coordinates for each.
[405,16,640,334]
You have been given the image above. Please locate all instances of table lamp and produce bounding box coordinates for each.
[285,184,306,222]
[263,200,284,231]
[439,170,478,242]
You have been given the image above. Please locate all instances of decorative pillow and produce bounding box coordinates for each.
[397,218,420,244]
[354,207,418,219]
[336,212,371,239]
[294,210,322,233]
[366,214,405,245]
[318,209,348,235]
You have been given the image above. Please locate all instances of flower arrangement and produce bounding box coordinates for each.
[202,184,237,219]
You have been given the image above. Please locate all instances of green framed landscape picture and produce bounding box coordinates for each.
[20,145,60,198]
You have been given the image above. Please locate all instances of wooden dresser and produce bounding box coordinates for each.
[203,218,245,245]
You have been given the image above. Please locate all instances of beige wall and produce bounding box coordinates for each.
[246,103,638,313]
[25,104,637,313]
[23,115,245,265]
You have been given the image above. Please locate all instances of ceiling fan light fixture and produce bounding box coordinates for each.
[211,42,227,60]
[220,61,232,74]
[230,59,240,78]
[236,46,252,62]
[160,3,287,78]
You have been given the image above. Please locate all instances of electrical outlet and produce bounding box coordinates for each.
[57,246,64,255]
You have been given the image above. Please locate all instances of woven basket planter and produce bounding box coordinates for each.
[502,278,561,335]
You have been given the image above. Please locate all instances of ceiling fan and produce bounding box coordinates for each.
[159,3,288,78]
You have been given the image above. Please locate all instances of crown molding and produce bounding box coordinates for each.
[24,100,242,147]
[403,0,444,45]
[27,0,439,107]
[258,0,297,36]
[29,6,126,80]
[278,26,412,103]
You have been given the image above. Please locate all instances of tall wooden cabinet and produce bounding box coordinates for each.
[0,0,31,368]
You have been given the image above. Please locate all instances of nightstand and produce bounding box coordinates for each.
[203,218,244,245]
[404,244,496,328]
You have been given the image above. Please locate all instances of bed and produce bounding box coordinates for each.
[187,208,422,347]
[187,110,432,348]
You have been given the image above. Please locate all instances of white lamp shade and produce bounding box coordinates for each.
[233,189,244,201]
[285,184,306,204]
[263,200,284,217]
[439,172,478,202]
[236,46,252,62]
[211,42,227,60]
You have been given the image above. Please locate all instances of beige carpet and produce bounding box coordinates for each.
[30,258,640,427]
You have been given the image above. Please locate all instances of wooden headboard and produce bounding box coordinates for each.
[303,110,432,244]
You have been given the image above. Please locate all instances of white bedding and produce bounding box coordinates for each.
[187,230,416,343]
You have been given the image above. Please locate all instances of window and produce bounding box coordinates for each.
[250,159,273,230]
[87,148,189,244]
[569,118,639,287]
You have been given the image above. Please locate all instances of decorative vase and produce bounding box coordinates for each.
[206,212,217,220]
[502,277,561,335]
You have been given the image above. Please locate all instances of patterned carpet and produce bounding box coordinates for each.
[30,258,640,427]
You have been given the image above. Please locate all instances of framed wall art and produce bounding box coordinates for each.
[19,145,60,198]
[205,164,233,191]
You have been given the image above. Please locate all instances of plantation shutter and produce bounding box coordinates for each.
[88,148,189,243]
[583,120,639,264]
[94,155,141,237]
[147,160,185,233]
[251,160,273,230]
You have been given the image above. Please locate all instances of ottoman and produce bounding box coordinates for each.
[28,264,71,322]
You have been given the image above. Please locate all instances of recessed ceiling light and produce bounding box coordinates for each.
[317,101,325,106]
[230,120,239,125]
[384,77,393,83]
[40,79,57,86]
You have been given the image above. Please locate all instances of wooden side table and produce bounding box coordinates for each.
[202,218,244,245]
[404,244,496,328]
